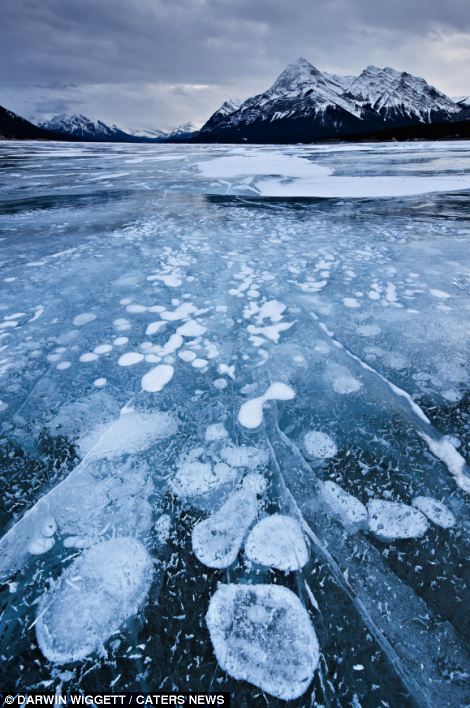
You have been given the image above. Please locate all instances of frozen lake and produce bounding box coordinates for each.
[0,140,469,705]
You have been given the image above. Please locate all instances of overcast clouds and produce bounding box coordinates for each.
[2,0,469,130]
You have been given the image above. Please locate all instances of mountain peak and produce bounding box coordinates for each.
[270,57,323,94]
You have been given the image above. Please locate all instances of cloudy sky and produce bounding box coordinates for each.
[2,0,469,131]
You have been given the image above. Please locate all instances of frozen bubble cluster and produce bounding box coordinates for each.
[192,489,258,568]
[367,500,429,541]
[0,141,469,704]
[245,513,309,571]
[36,538,153,663]
[206,584,319,700]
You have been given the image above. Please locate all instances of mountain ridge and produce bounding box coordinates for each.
[1,58,468,143]
[196,57,467,143]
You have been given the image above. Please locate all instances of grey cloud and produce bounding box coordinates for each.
[1,0,469,129]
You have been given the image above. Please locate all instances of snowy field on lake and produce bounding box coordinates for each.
[0,140,469,706]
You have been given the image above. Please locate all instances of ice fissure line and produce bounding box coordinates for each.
[266,441,428,707]
[310,311,470,493]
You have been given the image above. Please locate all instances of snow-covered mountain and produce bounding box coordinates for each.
[0,105,61,140]
[32,114,201,142]
[127,128,167,139]
[198,58,465,143]
[166,122,200,138]
[33,114,134,141]
[345,66,458,121]
[454,96,470,108]
[202,99,242,132]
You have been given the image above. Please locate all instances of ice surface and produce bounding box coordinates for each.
[206,583,319,700]
[0,141,469,701]
[367,500,429,540]
[192,488,258,568]
[245,514,309,571]
[36,538,153,663]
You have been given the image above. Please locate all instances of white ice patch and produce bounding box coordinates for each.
[220,445,269,469]
[177,320,207,337]
[28,516,57,555]
[192,357,208,369]
[242,473,268,496]
[141,364,174,393]
[245,514,309,571]
[204,423,229,442]
[253,174,470,199]
[367,500,429,540]
[198,152,332,180]
[206,583,319,701]
[156,334,183,357]
[419,432,470,494]
[321,481,368,525]
[192,489,258,568]
[118,352,144,366]
[247,321,293,343]
[429,288,451,299]
[145,321,167,336]
[303,431,337,459]
[160,303,198,321]
[238,382,295,429]
[331,373,362,394]
[79,352,98,363]
[170,449,238,500]
[343,298,361,308]
[113,318,132,331]
[412,496,456,529]
[357,324,381,337]
[73,312,96,327]
[256,300,286,323]
[88,409,177,459]
[35,538,153,664]
[28,536,55,555]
